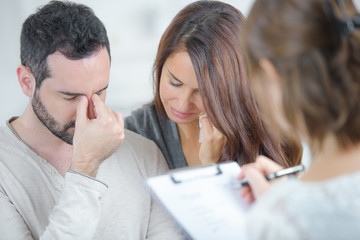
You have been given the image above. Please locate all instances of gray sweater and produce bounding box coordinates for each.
[125,104,187,169]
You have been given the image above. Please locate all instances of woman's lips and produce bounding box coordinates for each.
[171,107,193,119]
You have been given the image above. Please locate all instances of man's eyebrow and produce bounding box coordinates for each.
[168,69,183,83]
[59,85,108,96]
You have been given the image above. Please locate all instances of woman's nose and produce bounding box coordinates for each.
[178,92,193,110]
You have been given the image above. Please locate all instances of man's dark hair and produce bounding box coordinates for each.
[20,0,111,88]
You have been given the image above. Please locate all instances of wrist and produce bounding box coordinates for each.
[199,155,219,165]
[70,158,100,178]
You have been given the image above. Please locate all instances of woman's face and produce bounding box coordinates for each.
[159,51,205,124]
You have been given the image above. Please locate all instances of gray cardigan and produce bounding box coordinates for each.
[125,104,187,169]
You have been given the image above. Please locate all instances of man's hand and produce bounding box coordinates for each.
[71,95,125,177]
[238,156,283,203]
[198,116,227,164]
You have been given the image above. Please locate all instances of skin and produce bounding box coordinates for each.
[12,47,124,177]
[159,51,226,166]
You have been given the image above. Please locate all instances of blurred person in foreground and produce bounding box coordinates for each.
[239,0,360,238]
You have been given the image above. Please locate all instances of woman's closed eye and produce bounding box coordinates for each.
[169,80,183,87]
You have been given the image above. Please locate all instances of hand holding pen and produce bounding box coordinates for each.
[238,155,304,203]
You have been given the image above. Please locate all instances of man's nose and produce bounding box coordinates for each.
[87,96,96,119]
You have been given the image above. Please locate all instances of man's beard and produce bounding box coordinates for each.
[32,90,75,145]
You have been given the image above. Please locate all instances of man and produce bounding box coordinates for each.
[0,1,182,239]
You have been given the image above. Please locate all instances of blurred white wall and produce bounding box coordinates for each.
[0,0,254,123]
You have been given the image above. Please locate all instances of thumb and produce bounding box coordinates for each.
[244,168,271,199]
[76,96,88,125]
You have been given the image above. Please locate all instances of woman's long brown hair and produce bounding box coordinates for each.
[153,1,302,166]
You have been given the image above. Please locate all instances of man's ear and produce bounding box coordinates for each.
[16,66,36,97]
[259,58,282,86]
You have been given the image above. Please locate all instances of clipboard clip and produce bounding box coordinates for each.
[170,164,223,184]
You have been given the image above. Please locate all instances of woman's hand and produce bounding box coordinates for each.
[238,155,283,203]
[198,115,227,164]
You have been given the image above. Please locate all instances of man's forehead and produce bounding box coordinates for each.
[43,48,110,92]
[46,48,110,73]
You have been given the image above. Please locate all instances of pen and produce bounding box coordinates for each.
[239,164,305,187]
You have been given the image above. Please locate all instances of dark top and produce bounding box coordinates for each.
[124,104,187,169]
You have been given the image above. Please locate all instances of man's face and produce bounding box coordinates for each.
[32,47,111,145]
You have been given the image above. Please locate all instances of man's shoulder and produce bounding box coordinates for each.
[0,122,16,143]
[109,129,167,176]
[0,121,39,175]
[123,128,158,148]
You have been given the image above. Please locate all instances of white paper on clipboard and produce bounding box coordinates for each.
[146,161,250,240]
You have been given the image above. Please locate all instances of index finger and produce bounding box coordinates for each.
[254,155,283,175]
[238,162,256,180]
[76,96,88,125]
[243,167,271,199]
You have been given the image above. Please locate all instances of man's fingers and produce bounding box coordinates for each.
[114,112,124,124]
[114,111,125,140]
[76,96,88,125]
[91,94,107,119]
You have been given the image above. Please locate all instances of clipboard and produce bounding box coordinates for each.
[146,161,249,240]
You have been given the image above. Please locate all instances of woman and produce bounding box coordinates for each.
[239,0,360,238]
[125,1,302,169]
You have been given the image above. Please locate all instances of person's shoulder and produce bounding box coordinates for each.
[121,129,161,159]
[0,123,9,136]
[128,103,157,116]
[0,124,12,153]
[124,103,162,138]
[116,129,168,176]
[0,120,17,144]
[125,103,158,125]
[124,128,157,148]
